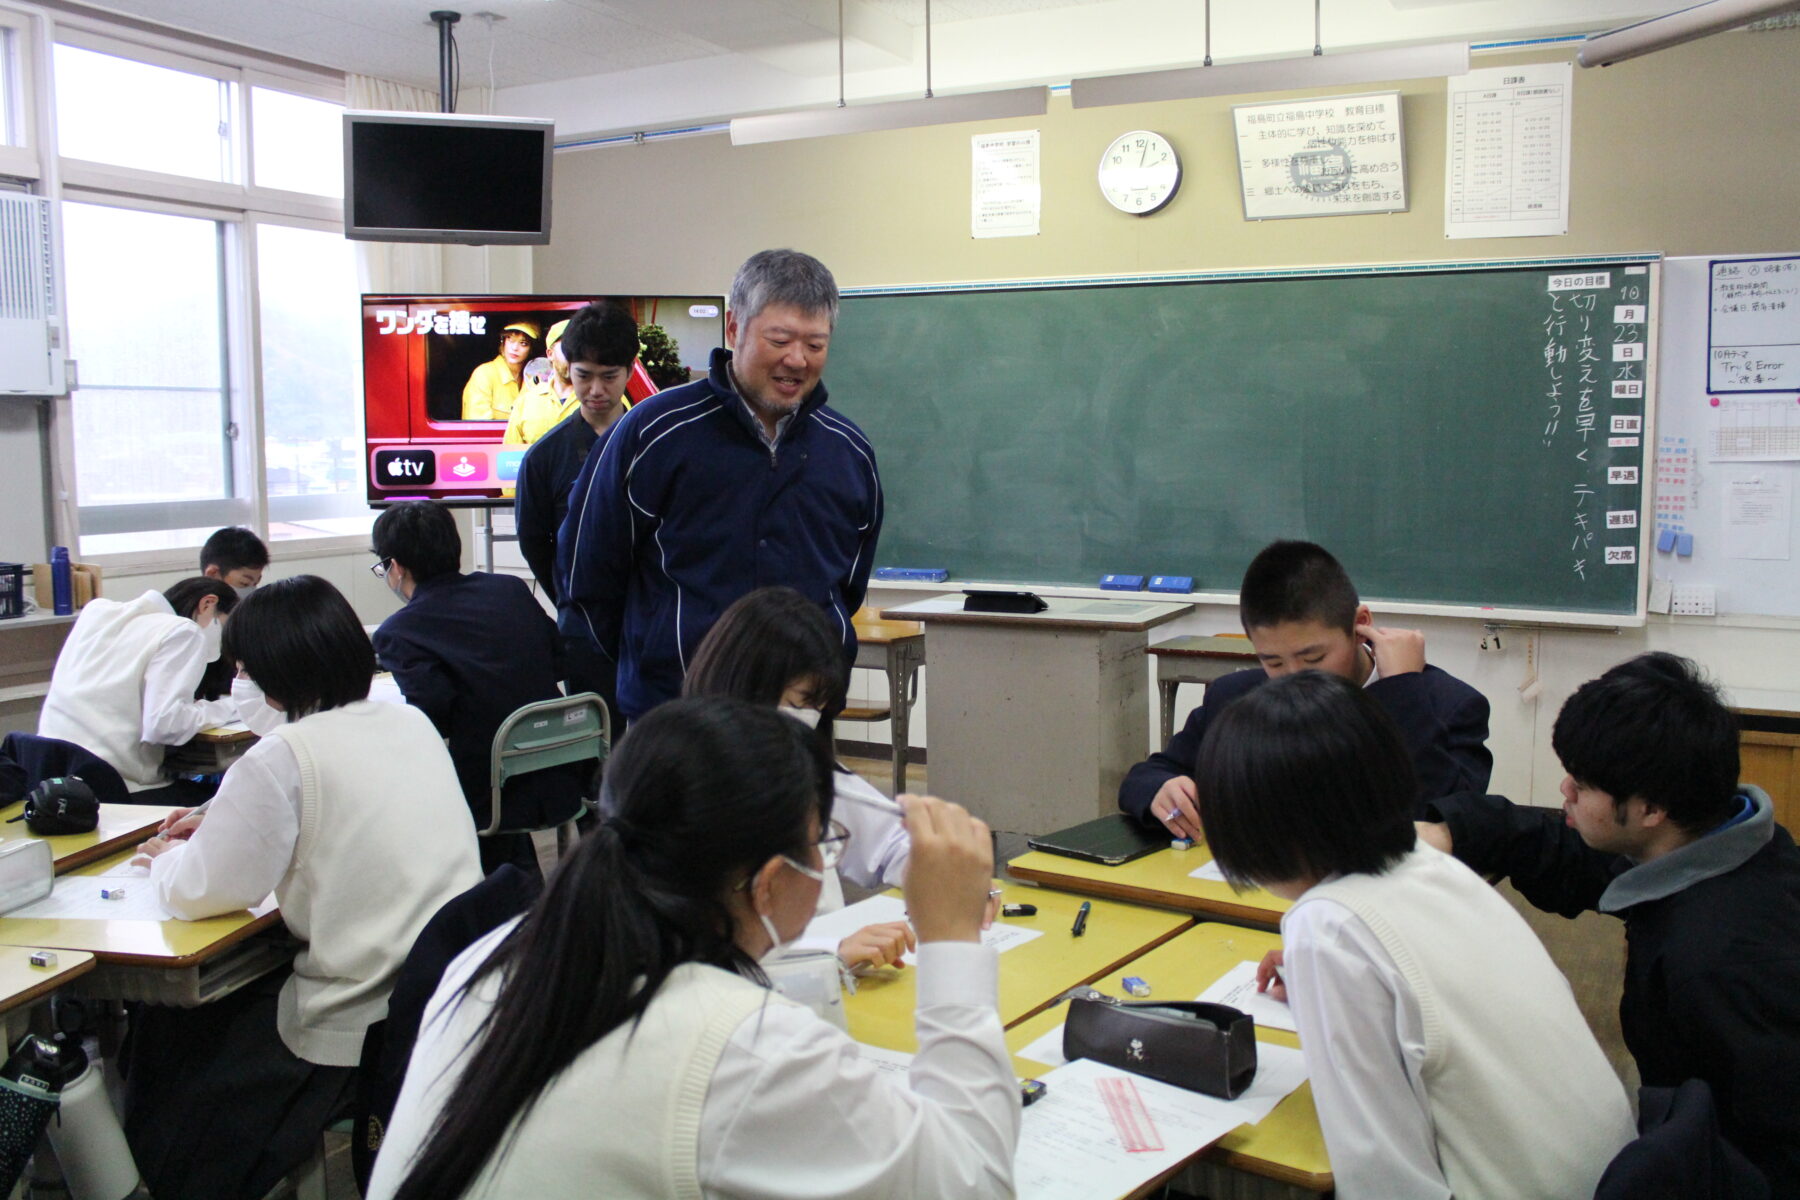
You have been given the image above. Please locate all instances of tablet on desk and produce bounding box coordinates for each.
[1027,814,1166,866]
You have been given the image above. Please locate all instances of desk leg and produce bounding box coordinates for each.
[1158,679,1180,747]
[885,644,907,796]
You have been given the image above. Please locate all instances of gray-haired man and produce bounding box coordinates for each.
[562,249,884,720]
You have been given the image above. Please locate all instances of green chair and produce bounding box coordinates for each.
[485,692,609,858]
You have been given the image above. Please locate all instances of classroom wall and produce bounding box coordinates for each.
[530,32,1800,811]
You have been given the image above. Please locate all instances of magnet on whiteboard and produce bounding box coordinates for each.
[1676,533,1694,557]
[1656,529,1677,553]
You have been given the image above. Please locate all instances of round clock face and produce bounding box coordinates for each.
[1098,130,1181,215]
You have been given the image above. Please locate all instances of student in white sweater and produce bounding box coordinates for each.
[1193,671,1635,1200]
[682,586,998,970]
[37,576,242,792]
[368,697,1017,1200]
[123,575,482,1200]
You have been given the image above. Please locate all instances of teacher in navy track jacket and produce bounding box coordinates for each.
[562,249,883,721]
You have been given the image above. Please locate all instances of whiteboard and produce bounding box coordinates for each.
[1655,254,1800,617]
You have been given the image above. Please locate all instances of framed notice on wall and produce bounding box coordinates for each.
[1232,92,1407,221]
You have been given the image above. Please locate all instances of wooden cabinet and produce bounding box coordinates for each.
[1735,707,1800,833]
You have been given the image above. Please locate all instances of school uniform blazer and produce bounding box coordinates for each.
[1118,664,1493,825]
[372,571,574,829]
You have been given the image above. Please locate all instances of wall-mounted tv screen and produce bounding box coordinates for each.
[362,293,727,506]
[344,111,553,244]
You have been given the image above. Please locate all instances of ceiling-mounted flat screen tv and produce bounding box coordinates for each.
[343,110,553,245]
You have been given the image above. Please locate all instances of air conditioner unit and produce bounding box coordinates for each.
[0,193,65,397]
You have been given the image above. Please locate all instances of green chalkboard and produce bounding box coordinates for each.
[828,259,1654,617]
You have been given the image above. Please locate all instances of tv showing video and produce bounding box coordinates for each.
[362,293,726,505]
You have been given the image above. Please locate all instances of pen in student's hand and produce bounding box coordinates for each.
[1071,901,1090,937]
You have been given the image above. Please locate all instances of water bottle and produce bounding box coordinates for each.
[49,547,73,616]
[0,1034,65,1195]
[42,1036,140,1200]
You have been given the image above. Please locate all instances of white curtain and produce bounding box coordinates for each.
[346,74,445,295]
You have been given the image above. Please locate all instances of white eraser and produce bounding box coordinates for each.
[101,886,126,900]
[28,951,56,968]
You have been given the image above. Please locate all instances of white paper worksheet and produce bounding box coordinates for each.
[801,893,1043,955]
[1195,960,1301,1034]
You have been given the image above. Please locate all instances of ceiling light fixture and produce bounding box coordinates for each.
[1578,0,1800,66]
[729,0,1047,147]
[1070,0,1468,109]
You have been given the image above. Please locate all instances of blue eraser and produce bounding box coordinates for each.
[1148,575,1193,594]
[1676,533,1694,557]
[1656,529,1677,553]
[1100,574,1146,591]
[1122,976,1152,997]
[874,567,949,582]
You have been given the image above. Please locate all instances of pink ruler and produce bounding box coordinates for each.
[1097,1075,1164,1153]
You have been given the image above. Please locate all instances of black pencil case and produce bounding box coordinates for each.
[1063,995,1258,1099]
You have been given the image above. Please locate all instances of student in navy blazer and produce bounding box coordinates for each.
[372,502,575,876]
[1121,541,1491,833]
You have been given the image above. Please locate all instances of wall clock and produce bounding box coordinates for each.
[1098,130,1181,215]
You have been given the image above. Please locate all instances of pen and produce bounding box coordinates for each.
[1071,900,1090,937]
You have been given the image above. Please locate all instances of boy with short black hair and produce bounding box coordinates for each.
[200,526,270,594]
[1419,652,1800,1195]
[1120,540,1491,838]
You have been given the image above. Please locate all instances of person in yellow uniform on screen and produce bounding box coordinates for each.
[502,318,578,446]
[461,321,538,421]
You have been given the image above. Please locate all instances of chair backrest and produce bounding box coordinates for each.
[485,692,609,836]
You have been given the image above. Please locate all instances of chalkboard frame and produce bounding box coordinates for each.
[839,254,1660,628]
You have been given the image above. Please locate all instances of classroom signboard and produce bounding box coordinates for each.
[829,257,1656,622]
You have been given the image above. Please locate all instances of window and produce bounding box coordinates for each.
[45,29,361,557]
[256,221,362,512]
[251,86,343,197]
[64,202,232,509]
[53,43,232,182]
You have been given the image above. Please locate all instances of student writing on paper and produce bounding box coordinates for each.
[1419,653,1800,1196]
[367,698,1019,1200]
[684,586,998,969]
[123,575,482,1200]
[1121,540,1490,840]
[1198,672,1633,1200]
[37,576,241,796]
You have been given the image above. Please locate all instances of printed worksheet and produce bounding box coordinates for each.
[803,893,1043,955]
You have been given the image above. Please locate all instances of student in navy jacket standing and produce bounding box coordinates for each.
[563,249,883,721]
[372,501,573,875]
[1121,540,1491,836]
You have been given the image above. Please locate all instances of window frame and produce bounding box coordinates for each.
[40,18,366,569]
[0,7,40,179]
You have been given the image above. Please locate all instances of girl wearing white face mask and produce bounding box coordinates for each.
[683,586,1001,972]
[368,698,1018,1200]
[37,576,241,794]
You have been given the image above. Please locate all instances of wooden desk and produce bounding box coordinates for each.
[850,611,926,795]
[166,722,257,777]
[1728,688,1800,832]
[0,801,176,873]
[881,596,1192,833]
[1008,923,1332,1195]
[1008,844,1290,930]
[0,849,279,967]
[844,882,1190,1052]
[0,945,97,1015]
[1146,635,1258,745]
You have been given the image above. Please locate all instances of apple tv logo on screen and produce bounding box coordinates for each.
[374,448,436,487]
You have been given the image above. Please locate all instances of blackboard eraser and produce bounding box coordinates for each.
[1100,574,1146,591]
[874,567,949,582]
[1148,575,1193,594]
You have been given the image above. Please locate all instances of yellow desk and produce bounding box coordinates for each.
[845,883,1191,1052]
[1008,845,1290,930]
[1007,923,1332,1195]
[0,945,97,1015]
[0,801,177,874]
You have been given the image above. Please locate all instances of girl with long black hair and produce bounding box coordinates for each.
[367,697,1017,1199]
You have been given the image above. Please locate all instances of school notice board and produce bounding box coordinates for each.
[830,258,1656,621]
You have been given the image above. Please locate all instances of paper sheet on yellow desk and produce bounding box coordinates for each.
[805,894,1043,955]
[7,862,172,921]
[1015,1055,1307,1200]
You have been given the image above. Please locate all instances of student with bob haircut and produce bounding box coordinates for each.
[685,586,995,971]
[1122,540,1490,839]
[367,697,1017,1200]
[124,575,482,1199]
[1197,671,1632,1200]
[38,575,240,794]
[1420,652,1800,1195]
